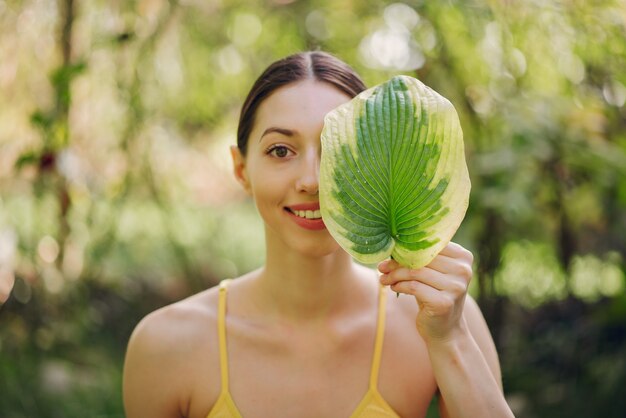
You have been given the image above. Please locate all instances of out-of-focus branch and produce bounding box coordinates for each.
[55,0,76,271]
[82,0,189,286]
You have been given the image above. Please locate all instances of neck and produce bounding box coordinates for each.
[252,239,367,321]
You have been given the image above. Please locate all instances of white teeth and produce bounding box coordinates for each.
[293,209,321,219]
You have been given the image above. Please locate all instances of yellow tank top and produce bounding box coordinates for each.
[206,279,400,418]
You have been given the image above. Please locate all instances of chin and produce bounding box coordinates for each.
[262,217,347,259]
[267,231,342,260]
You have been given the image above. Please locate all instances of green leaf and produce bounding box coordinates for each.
[15,151,40,169]
[320,75,471,269]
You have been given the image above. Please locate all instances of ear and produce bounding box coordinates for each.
[230,145,251,194]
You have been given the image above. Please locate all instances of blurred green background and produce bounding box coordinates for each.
[1,0,625,417]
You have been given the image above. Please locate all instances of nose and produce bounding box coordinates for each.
[295,149,320,194]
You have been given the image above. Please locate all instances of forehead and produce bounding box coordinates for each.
[252,80,352,132]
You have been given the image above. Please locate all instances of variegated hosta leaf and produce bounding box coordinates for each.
[319,75,470,269]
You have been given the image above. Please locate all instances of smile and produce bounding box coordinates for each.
[292,209,322,219]
[284,204,326,230]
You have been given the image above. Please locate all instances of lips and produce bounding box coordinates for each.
[284,202,326,230]
[288,202,320,211]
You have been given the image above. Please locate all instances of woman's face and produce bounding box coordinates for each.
[232,79,352,258]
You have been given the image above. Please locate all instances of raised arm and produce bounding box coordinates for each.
[433,296,508,418]
[378,242,514,418]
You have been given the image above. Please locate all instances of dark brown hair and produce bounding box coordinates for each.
[237,51,367,155]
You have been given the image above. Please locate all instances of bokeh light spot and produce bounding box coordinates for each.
[228,12,262,47]
[37,235,60,264]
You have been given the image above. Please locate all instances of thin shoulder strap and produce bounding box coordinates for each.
[217,279,232,393]
[369,283,388,389]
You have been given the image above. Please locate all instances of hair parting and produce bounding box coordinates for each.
[236,51,366,155]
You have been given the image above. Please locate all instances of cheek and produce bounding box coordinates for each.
[248,167,287,205]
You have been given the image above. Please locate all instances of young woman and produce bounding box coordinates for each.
[123,51,514,418]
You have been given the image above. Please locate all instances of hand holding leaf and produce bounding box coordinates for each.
[378,242,473,342]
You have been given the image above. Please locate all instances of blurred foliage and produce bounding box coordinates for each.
[0,0,625,417]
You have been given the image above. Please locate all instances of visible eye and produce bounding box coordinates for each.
[266,145,293,158]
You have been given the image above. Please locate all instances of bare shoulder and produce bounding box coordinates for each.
[128,286,220,358]
[463,295,496,351]
[463,295,503,388]
[463,294,489,329]
[123,286,221,418]
[385,284,420,317]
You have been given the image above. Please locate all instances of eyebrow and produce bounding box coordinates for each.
[259,127,296,141]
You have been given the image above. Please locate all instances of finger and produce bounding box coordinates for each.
[380,244,472,274]
[426,255,473,279]
[377,258,400,274]
[439,242,472,260]
[380,266,452,291]
[379,267,416,285]
[390,280,447,306]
